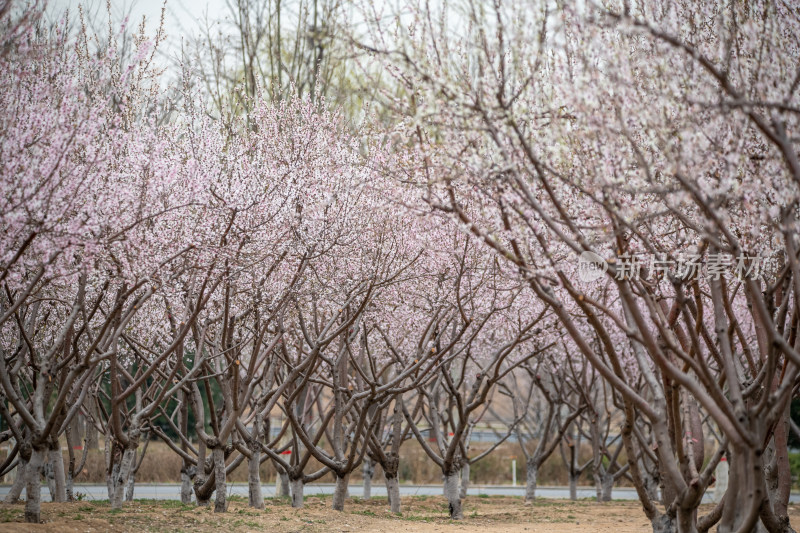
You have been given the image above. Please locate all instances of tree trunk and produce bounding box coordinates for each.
[593,466,603,502]
[194,457,213,507]
[384,453,401,514]
[385,471,401,514]
[460,463,470,499]
[213,447,227,513]
[4,459,26,504]
[658,458,677,508]
[332,472,350,511]
[651,513,677,533]
[525,460,538,503]
[444,471,463,520]
[276,466,290,497]
[126,472,136,501]
[49,445,67,503]
[85,403,99,450]
[290,476,304,508]
[592,463,614,502]
[66,470,74,502]
[105,435,116,500]
[111,447,136,510]
[195,480,211,507]
[45,455,56,501]
[362,458,374,500]
[180,465,194,505]
[124,448,138,502]
[758,496,797,533]
[106,461,118,501]
[65,424,78,501]
[638,457,661,502]
[600,472,614,502]
[24,448,44,524]
[569,472,578,500]
[676,505,698,533]
[765,422,793,530]
[718,447,761,533]
[247,448,263,509]
[86,424,99,450]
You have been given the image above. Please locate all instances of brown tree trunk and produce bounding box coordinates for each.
[676,506,699,533]
[213,446,227,513]
[718,446,762,533]
[767,409,793,529]
[85,402,99,450]
[247,447,263,509]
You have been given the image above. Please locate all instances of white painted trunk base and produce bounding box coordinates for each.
[444,472,463,520]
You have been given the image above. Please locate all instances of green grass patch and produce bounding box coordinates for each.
[529,500,566,507]
[392,511,435,523]
[0,508,19,523]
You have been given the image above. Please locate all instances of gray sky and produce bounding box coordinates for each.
[49,0,231,53]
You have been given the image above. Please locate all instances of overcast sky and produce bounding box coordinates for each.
[48,0,232,56]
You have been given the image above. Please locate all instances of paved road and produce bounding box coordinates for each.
[5,483,789,504]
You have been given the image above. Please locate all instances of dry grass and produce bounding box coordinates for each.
[12,440,602,487]
[5,495,784,533]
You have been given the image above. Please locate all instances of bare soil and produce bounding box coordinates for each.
[1,496,797,533]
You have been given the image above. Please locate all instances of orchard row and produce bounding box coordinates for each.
[1,2,799,532]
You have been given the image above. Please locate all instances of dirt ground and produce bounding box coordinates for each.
[1,495,798,533]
